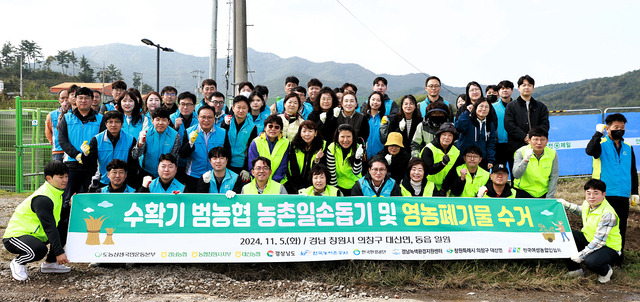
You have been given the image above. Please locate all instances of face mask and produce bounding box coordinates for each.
[610,130,625,140]
[487,95,498,103]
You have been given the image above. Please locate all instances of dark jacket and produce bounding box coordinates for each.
[455,110,497,164]
[375,148,411,183]
[504,96,549,151]
[381,114,420,152]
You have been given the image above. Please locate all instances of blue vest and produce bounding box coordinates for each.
[492,100,508,143]
[384,99,394,116]
[185,124,227,177]
[228,118,255,168]
[149,178,185,193]
[418,99,450,118]
[275,99,285,114]
[101,185,135,193]
[170,111,198,167]
[367,114,384,158]
[63,112,103,162]
[141,126,178,177]
[301,102,313,120]
[358,176,395,197]
[249,109,271,134]
[208,168,239,193]
[595,138,633,197]
[96,130,134,184]
[122,116,144,139]
[51,109,63,152]
[105,102,116,111]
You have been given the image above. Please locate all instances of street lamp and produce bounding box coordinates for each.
[141,38,174,92]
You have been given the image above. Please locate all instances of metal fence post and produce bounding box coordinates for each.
[15,97,23,193]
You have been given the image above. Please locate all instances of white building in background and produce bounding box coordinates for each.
[0,80,4,93]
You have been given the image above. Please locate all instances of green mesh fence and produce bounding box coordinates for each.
[6,97,59,192]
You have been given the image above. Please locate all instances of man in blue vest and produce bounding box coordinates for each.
[171,92,199,183]
[45,89,70,161]
[586,113,638,263]
[3,161,71,281]
[82,110,138,189]
[161,86,178,114]
[209,91,228,127]
[492,80,514,167]
[179,105,229,192]
[351,156,402,197]
[57,87,105,250]
[220,95,257,180]
[270,76,299,114]
[137,154,185,193]
[559,179,621,283]
[194,79,218,112]
[360,77,399,116]
[197,147,244,193]
[94,159,135,193]
[133,107,180,178]
[99,80,127,114]
[418,76,456,121]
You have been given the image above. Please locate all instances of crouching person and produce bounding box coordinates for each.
[559,179,621,283]
[299,164,343,196]
[3,161,71,281]
[137,154,185,193]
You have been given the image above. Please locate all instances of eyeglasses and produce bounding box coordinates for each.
[212,101,225,106]
[164,93,176,97]
[199,115,214,120]
[465,154,481,160]
[371,168,387,173]
[427,85,441,89]
[179,103,194,107]
[266,124,281,130]
[253,166,270,171]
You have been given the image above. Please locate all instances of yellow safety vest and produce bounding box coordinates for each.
[421,143,460,190]
[300,185,341,196]
[513,146,556,198]
[400,182,436,197]
[254,133,290,181]
[581,198,622,251]
[328,142,362,189]
[451,164,490,197]
[242,179,283,195]
[4,181,64,242]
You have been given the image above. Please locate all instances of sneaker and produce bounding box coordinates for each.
[40,262,71,274]
[10,259,28,281]
[597,266,613,283]
[565,268,584,278]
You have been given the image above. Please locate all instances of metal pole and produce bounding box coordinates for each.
[15,97,23,192]
[233,0,248,87]
[210,0,218,81]
[156,46,160,92]
[20,56,23,97]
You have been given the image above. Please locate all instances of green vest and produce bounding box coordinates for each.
[290,141,326,176]
[329,142,362,189]
[255,133,290,181]
[400,182,435,197]
[421,143,460,190]
[243,179,283,195]
[513,146,556,197]
[451,164,490,197]
[4,181,64,242]
[581,198,622,251]
[300,185,340,196]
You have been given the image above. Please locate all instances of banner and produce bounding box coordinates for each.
[66,194,577,263]
[548,113,601,176]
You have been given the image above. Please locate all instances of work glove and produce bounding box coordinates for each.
[399,119,406,131]
[442,154,450,165]
[385,154,392,165]
[477,186,488,198]
[239,170,251,182]
[138,130,147,146]
[202,171,212,184]
[523,149,534,162]
[142,176,153,188]
[75,153,83,164]
[557,198,571,208]
[596,124,606,134]
[381,116,388,125]
[81,141,90,156]
[333,107,341,117]
[224,115,232,125]
[225,190,236,199]
[631,195,639,207]
[570,252,582,263]
[319,112,327,123]
[355,145,364,160]
[189,130,198,146]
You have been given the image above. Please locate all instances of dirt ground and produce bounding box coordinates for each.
[0,194,639,302]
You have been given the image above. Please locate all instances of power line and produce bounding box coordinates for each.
[335,0,457,96]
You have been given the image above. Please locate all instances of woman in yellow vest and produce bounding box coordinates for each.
[247,114,290,183]
[278,93,304,141]
[559,179,621,283]
[399,158,437,197]
[286,120,326,193]
[299,164,343,196]
[241,157,288,195]
[420,122,460,196]
[3,161,72,281]
[326,124,364,196]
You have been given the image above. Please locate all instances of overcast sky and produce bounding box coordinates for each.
[3,0,639,87]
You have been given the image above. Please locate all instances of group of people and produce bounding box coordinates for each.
[4,74,637,284]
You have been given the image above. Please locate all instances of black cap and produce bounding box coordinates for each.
[491,163,509,174]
